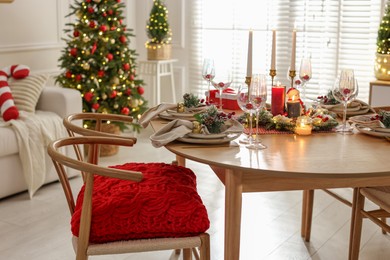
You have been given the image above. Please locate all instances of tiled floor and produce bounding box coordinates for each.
[0,127,389,259]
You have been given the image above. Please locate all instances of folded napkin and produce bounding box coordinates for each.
[139,103,176,128]
[150,118,244,148]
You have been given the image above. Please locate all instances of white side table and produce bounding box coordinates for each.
[139,59,177,106]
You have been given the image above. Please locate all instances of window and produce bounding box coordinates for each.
[189,0,383,103]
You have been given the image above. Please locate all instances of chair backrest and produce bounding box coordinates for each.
[47,136,141,216]
[63,112,137,169]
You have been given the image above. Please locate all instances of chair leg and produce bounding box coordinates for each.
[349,188,365,260]
[199,233,210,260]
[301,190,314,242]
[380,212,387,234]
[183,248,192,260]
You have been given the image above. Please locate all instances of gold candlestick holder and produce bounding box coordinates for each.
[289,70,296,89]
[269,69,276,86]
[245,76,251,87]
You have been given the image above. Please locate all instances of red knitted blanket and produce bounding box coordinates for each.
[71,162,210,243]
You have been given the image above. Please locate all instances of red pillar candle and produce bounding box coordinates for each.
[271,84,286,116]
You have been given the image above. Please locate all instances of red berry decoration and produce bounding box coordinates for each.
[73,30,80,37]
[137,86,144,95]
[70,48,77,57]
[99,25,107,32]
[92,103,100,110]
[87,6,94,13]
[106,53,113,60]
[65,71,72,78]
[89,21,96,28]
[121,107,130,115]
[123,63,130,71]
[97,70,105,78]
[84,92,93,102]
[110,90,117,98]
[119,35,126,43]
[245,104,253,109]
[343,89,351,95]
[75,74,82,82]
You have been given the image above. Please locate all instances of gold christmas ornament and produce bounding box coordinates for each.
[83,36,90,43]
[112,77,120,85]
[114,103,119,109]
[102,93,107,100]
[118,69,124,75]
[83,63,90,70]
[110,39,115,44]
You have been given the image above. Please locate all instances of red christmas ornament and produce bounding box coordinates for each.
[87,6,94,13]
[65,71,72,78]
[123,63,130,71]
[110,26,116,31]
[86,0,91,3]
[102,12,107,17]
[99,25,107,32]
[117,0,121,3]
[108,9,113,15]
[91,42,97,54]
[89,21,96,28]
[110,90,117,98]
[106,53,113,61]
[92,103,100,110]
[97,70,105,78]
[84,92,93,102]
[125,88,132,96]
[119,19,123,25]
[121,107,130,115]
[70,48,77,57]
[73,30,80,37]
[75,74,82,82]
[129,73,134,80]
[119,35,126,44]
[137,86,144,95]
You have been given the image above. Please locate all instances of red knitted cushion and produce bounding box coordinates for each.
[71,162,210,243]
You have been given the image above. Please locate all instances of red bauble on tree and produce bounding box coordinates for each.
[110,90,117,98]
[108,9,113,15]
[73,30,80,37]
[88,6,94,13]
[91,42,97,54]
[97,70,105,77]
[70,48,77,57]
[137,86,144,95]
[99,25,107,32]
[84,92,94,102]
[75,74,82,81]
[121,107,129,115]
[119,35,126,44]
[123,63,130,71]
[89,21,96,28]
[106,53,113,61]
[129,74,134,81]
[92,103,100,110]
[65,71,72,78]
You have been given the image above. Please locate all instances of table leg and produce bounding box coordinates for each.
[224,169,243,260]
[176,155,186,167]
[301,189,314,242]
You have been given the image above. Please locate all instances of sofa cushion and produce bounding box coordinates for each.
[0,126,18,157]
[9,74,48,113]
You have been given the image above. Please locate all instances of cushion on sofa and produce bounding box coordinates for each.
[9,74,48,113]
[71,162,210,243]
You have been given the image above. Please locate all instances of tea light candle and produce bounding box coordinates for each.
[287,95,300,118]
[295,116,312,135]
[271,82,285,116]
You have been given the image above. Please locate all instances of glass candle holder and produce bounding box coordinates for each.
[295,116,312,136]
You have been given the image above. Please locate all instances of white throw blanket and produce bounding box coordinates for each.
[0,111,67,198]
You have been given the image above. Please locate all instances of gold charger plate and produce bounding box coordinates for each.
[177,133,241,144]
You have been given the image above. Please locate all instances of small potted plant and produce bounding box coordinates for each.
[145,0,172,60]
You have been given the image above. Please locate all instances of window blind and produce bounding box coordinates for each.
[189,0,382,103]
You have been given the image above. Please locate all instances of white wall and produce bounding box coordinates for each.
[0,0,187,103]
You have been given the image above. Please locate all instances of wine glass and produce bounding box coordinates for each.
[247,74,267,150]
[211,69,232,111]
[332,69,358,134]
[202,58,215,102]
[299,57,312,103]
[236,84,255,144]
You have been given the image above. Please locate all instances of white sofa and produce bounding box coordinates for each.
[0,86,82,199]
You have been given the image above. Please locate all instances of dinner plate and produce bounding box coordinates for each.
[349,114,377,124]
[187,132,228,139]
[166,110,196,117]
[177,133,241,144]
[355,124,390,137]
[158,111,196,121]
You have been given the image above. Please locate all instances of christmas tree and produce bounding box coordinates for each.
[377,2,390,54]
[145,0,172,48]
[56,0,148,131]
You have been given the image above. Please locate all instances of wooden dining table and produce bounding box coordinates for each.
[150,118,390,260]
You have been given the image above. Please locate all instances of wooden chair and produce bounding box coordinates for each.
[48,136,210,260]
[348,187,390,260]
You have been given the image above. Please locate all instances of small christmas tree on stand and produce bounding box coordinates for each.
[375,1,390,80]
[56,0,148,131]
[145,0,172,60]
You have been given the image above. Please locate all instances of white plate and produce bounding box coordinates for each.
[187,132,228,139]
[177,133,241,144]
[158,111,196,121]
[355,124,390,137]
[349,114,377,124]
